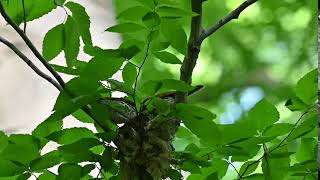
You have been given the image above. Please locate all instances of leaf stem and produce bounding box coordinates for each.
[132,33,152,113]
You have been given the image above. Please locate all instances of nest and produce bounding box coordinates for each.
[101,97,179,179]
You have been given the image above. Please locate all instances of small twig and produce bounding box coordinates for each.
[224,159,241,177]
[0,36,62,90]
[238,111,308,179]
[0,1,66,88]
[198,0,258,43]
[268,112,307,154]
[53,0,69,22]
[95,163,107,179]
[132,34,152,113]
[21,0,27,33]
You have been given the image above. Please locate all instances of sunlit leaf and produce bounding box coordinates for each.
[65,2,92,45]
[175,103,220,145]
[122,62,137,88]
[64,16,80,67]
[105,23,146,33]
[47,127,96,145]
[142,12,161,28]
[153,51,182,64]
[30,150,61,171]
[42,24,64,61]
[295,69,317,105]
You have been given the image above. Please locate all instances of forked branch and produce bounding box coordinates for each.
[0,1,66,88]
[176,0,258,103]
[0,36,62,90]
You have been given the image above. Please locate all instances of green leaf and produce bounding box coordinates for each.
[140,80,163,97]
[32,112,64,147]
[80,56,124,81]
[295,138,317,162]
[42,24,64,61]
[134,0,155,9]
[120,45,141,60]
[0,158,25,177]
[156,6,198,18]
[53,78,102,120]
[100,147,114,171]
[57,164,82,180]
[295,69,317,105]
[65,2,92,45]
[58,138,102,154]
[16,173,31,180]
[1,134,40,166]
[0,132,8,153]
[62,152,99,165]
[167,169,182,180]
[91,102,118,132]
[175,103,220,145]
[161,79,194,92]
[201,159,229,179]
[38,171,56,180]
[241,174,264,180]
[153,51,182,64]
[64,16,80,67]
[263,123,294,137]
[142,12,161,28]
[50,64,80,76]
[122,62,137,88]
[239,161,259,176]
[117,6,149,21]
[288,113,317,141]
[72,109,95,123]
[182,161,201,174]
[30,150,61,171]
[1,0,59,25]
[84,45,121,57]
[150,41,170,52]
[262,147,290,179]
[160,19,187,54]
[105,23,146,33]
[47,127,96,145]
[108,79,134,95]
[285,97,308,112]
[247,99,280,131]
[82,164,95,177]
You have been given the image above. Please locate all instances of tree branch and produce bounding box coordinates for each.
[238,111,309,179]
[0,2,113,133]
[199,0,258,43]
[175,0,205,103]
[0,36,63,90]
[0,1,66,88]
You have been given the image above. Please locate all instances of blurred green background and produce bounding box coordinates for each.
[113,0,317,125]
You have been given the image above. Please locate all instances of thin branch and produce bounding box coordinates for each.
[95,163,107,180]
[0,2,113,133]
[132,34,152,113]
[269,112,307,154]
[224,159,241,177]
[0,1,66,88]
[0,36,62,90]
[198,0,258,43]
[21,0,27,33]
[53,0,69,22]
[238,111,308,179]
